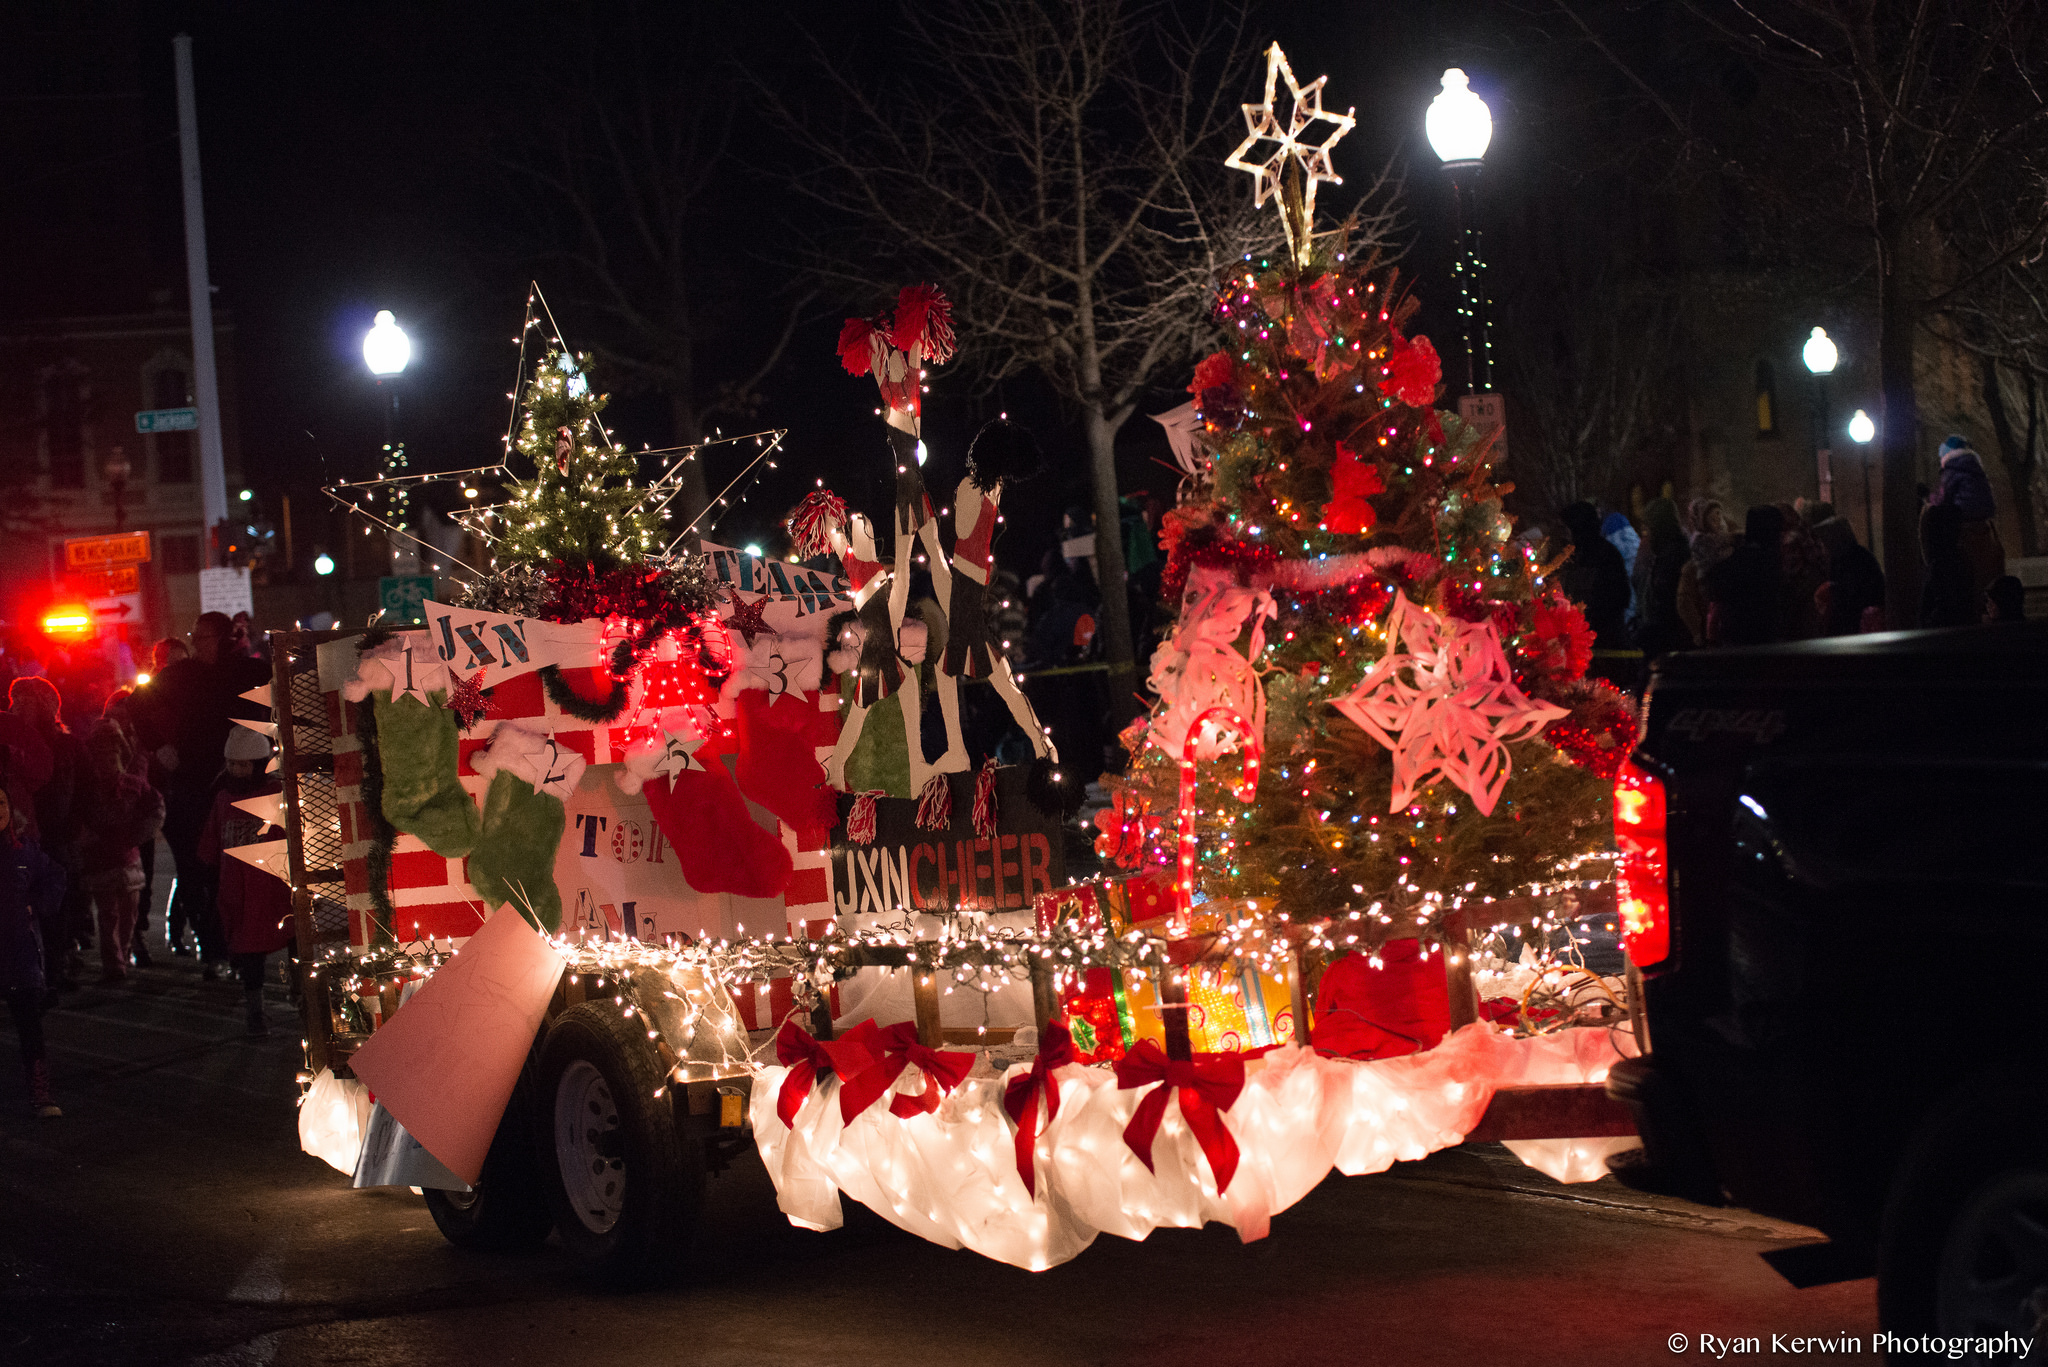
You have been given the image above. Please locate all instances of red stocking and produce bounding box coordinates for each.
[643,760,793,899]
[732,689,841,834]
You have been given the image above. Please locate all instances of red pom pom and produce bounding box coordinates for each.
[971,758,1000,838]
[787,489,849,559]
[915,773,954,831]
[1322,440,1385,535]
[836,318,876,376]
[847,789,884,846]
[1379,334,1442,408]
[890,283,956,365]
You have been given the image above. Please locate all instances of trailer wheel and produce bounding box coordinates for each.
[423,1058,554,1252]
[536,1002,703,1285]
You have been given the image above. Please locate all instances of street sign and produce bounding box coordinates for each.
[379,575,437,626]
[70,565,141,597]
[1457,392,1507,460]
[91,593,143,625]
[65,531,152,570]
[135,407,198,433]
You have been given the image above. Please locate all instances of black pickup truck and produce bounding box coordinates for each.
[1607,624,2048,1341]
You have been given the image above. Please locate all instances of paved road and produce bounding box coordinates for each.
[1,915,1881,1366]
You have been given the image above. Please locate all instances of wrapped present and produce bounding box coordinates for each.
[1034,873,1300,1056]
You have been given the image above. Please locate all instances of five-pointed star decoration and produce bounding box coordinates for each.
[1332,593,1568,817]
[387,641,438,707]
[446,669,488,730]
[652,728,706,778]
[723,588,775,647]
[1224,43,1357,233]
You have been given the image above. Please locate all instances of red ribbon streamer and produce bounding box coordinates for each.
[1002,1018,1079,1197]
[1112,1038,1247,1193]
[773,1019,886,1128]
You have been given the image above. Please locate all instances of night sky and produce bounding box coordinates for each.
[11,0,1658,577]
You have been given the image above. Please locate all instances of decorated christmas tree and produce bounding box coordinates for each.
[1106,45,1630,958]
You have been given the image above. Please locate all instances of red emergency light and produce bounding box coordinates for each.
[41,603,96,642]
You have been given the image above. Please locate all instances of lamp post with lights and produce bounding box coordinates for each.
[1848,407,1877,546]
[1803,326,1839,504]
[1426,68,1500,435]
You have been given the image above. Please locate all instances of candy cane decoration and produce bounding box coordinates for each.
[1176,706,1262,929]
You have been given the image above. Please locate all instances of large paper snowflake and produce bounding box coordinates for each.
[1332,593,1567,817]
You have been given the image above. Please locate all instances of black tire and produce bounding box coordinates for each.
[1878,1080,2048,1339]
[423,1053,554,1252]
[534,1001,704,1286]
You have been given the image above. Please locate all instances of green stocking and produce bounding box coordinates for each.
[466,769,565,933]
[372,693,480,858]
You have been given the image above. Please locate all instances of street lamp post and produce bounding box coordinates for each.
[363,309,409,443]
[1848,408,1877,547]
[1803,326,1839,504]
[103,446,132,531]
[1427,69,1500,434]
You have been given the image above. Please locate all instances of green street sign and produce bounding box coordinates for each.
[378,575,437,625]
[135,407,198,433]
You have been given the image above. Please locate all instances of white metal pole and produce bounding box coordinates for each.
[174,33,229,563]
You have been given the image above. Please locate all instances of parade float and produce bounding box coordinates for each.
[249,45,1644,1282]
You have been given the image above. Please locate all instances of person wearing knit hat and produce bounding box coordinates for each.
[198,726,292,1036]
[1926,432,2005,621]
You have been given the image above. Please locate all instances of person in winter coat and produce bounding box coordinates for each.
[0,785,68,1117]
[1631,497,1693,658]
[1919,501,1980,628]
[1926,434,2005,614]
[1559,501,1632,647]
[10,676,86,991]
[198,727,292,1036]
[1705,506,1786,646]
[1810,517,1887,635]
[72,722,165,983]
[1602,511,1642,625]
[1676,499,1735,645]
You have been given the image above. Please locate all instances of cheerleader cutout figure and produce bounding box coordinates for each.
[939,420,1055,762]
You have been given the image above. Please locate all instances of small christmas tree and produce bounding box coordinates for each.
[497,350,662,570]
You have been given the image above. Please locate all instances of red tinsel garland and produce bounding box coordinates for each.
[1540,678,1639,778]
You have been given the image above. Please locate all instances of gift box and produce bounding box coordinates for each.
[1034,873,1300,1057]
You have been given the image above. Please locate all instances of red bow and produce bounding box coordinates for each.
[838,1022,976,1123]
[773,1019,885,1128]
[1002,1018,1079,1197]
[1112,1038,1246,1193]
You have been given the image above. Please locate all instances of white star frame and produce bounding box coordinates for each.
[1224,42,1357,228]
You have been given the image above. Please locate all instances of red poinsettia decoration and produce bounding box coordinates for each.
[1379,334,1442,409]
[1541,678,1639,779]
[1517,591,1595,685]
[1322,440,1385,535]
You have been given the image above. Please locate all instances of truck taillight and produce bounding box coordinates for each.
[1613,759,1670,968]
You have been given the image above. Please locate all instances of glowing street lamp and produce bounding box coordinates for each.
[1848,408,1877,545]
[363,310,410,376]
[1425,68,1493,167]
[1803,327,1839,503]
[1426,68,1495,405]
[313,552,336,577]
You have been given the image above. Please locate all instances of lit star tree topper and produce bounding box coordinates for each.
[1332,594,1568,817]
[1224,42,1357,266]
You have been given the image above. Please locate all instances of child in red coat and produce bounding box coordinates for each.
[197,727,292,1037]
